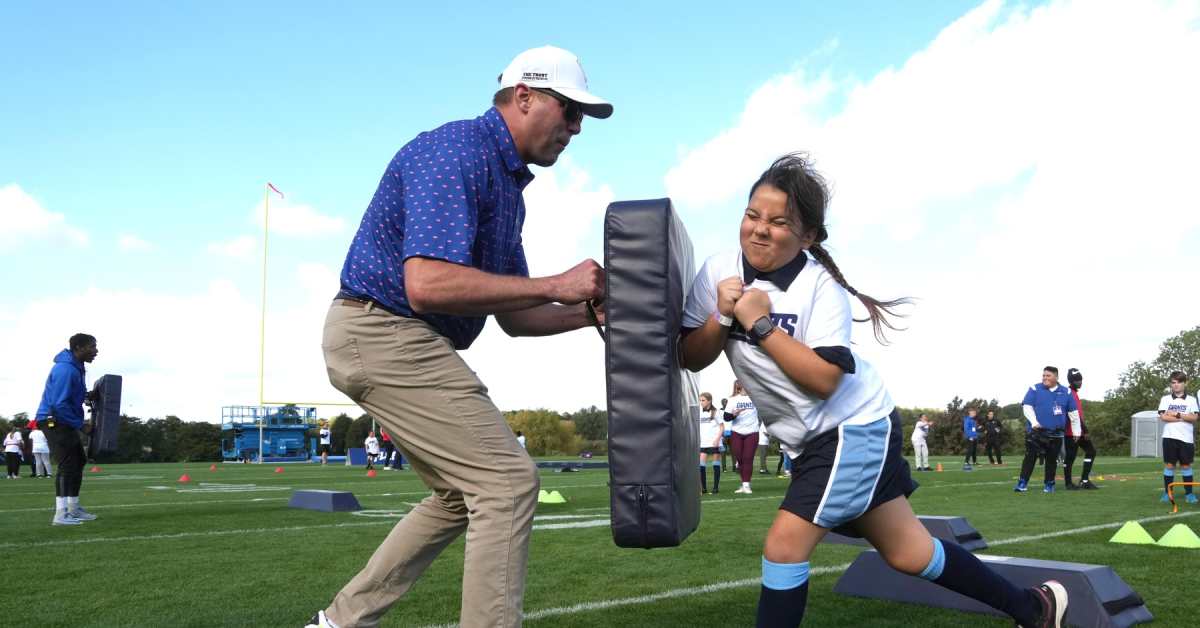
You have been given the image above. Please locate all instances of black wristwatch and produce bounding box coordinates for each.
[749,316,776,342]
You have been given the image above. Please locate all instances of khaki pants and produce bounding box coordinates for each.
[321,301,539,628]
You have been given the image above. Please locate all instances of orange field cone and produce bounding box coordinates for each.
[178,473,191,483]
[274,467,284,474]
[367,469,377,478]
[89,465,102,473]
[936,463,944,472]
[209,464,217,471]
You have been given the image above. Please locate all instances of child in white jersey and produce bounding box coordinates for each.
[1158,371,1198,504]
[911,413,932,471]
[680,154,1067,628]
[697,392,724,494]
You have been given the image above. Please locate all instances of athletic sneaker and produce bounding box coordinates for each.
[69,507,98,521]
[759,468,770,475]
[52,512,83,526]
[1022,580,1068,628]
[305,610,339,628]
[1080,480,1099,490]
[1043,483,1055,494]
[962,464,973,471]
[1160,492,1172,503]
[1014,480,1029,493]
[1187,494,1199,504]
[734,486,752,494]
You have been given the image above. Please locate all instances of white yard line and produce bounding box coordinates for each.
[0,515,612,549]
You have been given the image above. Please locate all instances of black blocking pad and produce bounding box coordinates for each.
[834,551,1152,627]
[88,374,122,456]
[604,198,701,548]
[823,515,988,552]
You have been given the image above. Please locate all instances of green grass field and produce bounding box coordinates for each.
[2,455,1196,627]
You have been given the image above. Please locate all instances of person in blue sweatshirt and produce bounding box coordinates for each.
[962,407,979,471]
[1015,366,1080,493]
[35,333,100,526]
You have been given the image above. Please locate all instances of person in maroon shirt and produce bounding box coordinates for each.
[1063,368,1099,490]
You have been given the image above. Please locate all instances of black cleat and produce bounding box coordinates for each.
[1080,480,1100,490]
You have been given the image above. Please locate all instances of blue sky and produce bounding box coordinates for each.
[3,1,1198,421]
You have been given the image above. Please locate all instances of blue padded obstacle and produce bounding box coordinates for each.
[834,551,1151,627]
[288,490,362,512]
[823,515,987,552]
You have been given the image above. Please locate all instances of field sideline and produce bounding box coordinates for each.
[1,456,1194,627]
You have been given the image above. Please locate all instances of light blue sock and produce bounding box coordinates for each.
[918,538,946,581]
[762,557,809,590]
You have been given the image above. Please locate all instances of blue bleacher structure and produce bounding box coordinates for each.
[220,405,316,463]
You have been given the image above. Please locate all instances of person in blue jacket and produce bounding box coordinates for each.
[962,407,979,471]
[35,333,100,526]
[1015,366,1080,493]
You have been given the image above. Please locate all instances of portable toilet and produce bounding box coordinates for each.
[1130,410,1163,457]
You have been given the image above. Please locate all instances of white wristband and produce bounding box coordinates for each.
[716,313,734,327]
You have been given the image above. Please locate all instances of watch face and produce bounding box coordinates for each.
[752,316,774,338]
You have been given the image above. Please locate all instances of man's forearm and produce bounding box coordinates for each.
[405,258,556,316]
[496,303,592,337]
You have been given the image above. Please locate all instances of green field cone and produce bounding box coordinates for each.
[1156,524,1200,549]
[1108,521,1156,545]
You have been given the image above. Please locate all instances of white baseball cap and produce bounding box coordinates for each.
[499,45,613,119]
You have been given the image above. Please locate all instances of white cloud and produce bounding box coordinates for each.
[208,235,257,261]
[0,264,351,423]
[253,197,345,237]
[0,183,89,249]
[522,156,615,276]
[667,0,1200,406]
[118,233,152,252]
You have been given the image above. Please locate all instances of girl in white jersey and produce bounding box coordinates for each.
[698,392,724,494]
[680,154,1067,628]
[726,381,761,493]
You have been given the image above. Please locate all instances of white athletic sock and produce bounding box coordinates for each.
[55,496,67,513]
[742,481,750,489]
[67,496,79,511]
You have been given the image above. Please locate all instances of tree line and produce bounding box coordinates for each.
[3,327,1197,462]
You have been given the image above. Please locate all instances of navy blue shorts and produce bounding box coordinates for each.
[780,409,917,537]
[1163,438,1195,465]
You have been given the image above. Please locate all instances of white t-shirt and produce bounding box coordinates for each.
[758,422,770,446]
[911,420,930,445]
[3,431,23,453]
[699,408,723,448]
[319,428,331,445]
[517,434,527,449]
[1159,393,1198,444]
[727,394,760,435]
[364,436,380,455]
[30,429,49,454]
[683,250,894,452]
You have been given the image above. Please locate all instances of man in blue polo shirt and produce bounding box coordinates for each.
[1014,366,1080,493]
[309,46,612,628]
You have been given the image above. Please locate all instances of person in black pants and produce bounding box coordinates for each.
[35,333,101,525]
[1063,368,1099,490]
[983,410,1004,465]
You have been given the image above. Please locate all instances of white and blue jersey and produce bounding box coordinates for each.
[683,250,910,532]
[682,250,894,453]
[1021,384,1077,435]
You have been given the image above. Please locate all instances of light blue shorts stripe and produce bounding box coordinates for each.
[813,417,890,528]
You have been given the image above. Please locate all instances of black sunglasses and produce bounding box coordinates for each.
[531,88,584,124]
